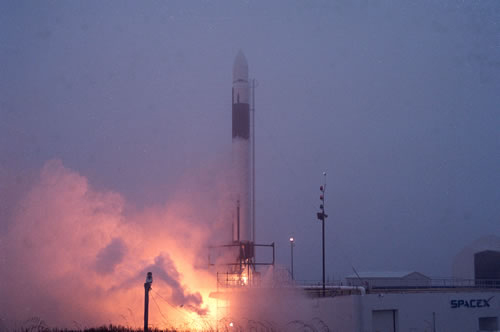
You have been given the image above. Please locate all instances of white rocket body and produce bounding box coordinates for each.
[232,51,252,243]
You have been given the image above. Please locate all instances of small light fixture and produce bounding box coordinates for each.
[145,272,153,284]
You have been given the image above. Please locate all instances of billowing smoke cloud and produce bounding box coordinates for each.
[0,159,232,328]
[94,238,127,275]
[143,254,207,315]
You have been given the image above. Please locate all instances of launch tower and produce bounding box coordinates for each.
[209,51,274,287]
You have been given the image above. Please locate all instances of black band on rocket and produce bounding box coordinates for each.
[232,103,250,139]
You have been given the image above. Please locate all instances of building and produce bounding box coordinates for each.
[314,287,500,332]
[309,237,500,331]
[345,271,431,289]
[453,235,500,283]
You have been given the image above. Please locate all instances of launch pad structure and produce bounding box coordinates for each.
[208,242,276,285]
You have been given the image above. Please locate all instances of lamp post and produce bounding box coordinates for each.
[289,236,295,280]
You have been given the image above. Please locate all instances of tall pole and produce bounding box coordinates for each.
[144,284,149,332]
[251,78,256,245]
[144,272,153,332]
[317,172,327,296]
[236,199,240,242]
[290,237,295,280]
[322,214,325,295]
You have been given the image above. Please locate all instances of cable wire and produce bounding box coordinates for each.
[150,291,169,324]
[151,288,192,319]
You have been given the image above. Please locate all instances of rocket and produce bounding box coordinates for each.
[232,50,254,257]
[207,51,272,286]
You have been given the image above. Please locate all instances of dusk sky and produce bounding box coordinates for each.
[1,0,499,292]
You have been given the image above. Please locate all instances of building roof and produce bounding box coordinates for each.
[345,271,429,279]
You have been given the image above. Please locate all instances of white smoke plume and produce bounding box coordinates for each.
[0,159,233,329]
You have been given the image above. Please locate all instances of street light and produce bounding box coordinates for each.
[289,236,295,280]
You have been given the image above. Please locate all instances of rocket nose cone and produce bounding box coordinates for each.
[233,50,248,82]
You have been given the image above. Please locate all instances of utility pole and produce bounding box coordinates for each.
[289,236,295,280]
[144,272,153,332]
[316,172,328,296]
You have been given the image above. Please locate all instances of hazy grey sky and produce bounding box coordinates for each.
[1,0,499,283]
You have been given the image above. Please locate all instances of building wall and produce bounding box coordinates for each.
[312,296,359,331]
[317,290,500,332]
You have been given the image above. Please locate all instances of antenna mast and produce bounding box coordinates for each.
[251,78,256,244]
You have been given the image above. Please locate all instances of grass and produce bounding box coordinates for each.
[6,324,181,332]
